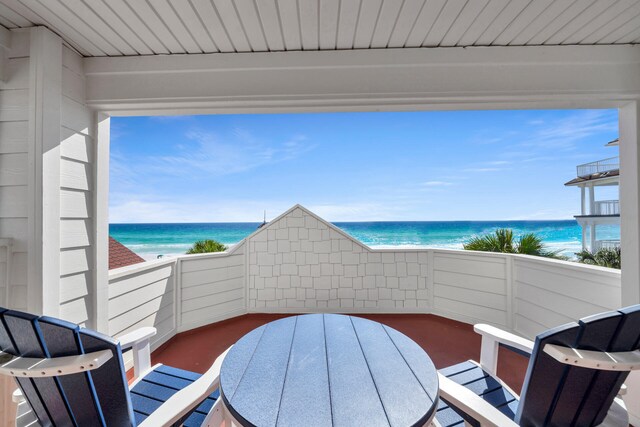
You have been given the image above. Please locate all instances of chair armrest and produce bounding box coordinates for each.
[118,327,156,379]
[438,373,519,427]
[138,347,231,427]
[543,344,640,371]
[0,349,113,378]
[474,324,534,376]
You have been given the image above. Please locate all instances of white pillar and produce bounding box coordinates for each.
[619,101,640,426]
[589,185,595,215]
[93,113,110,333]
[581,226,587,250]
[580,186,586,215]
[619,101,640,304]
[589,223,596,251]
[27,27,62,316]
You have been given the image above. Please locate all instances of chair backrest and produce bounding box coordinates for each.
[516,304,640,427]
[0,307,136,426]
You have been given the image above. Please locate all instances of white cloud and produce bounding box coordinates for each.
[109,196,293,223]
[145,129,314,177]
[422,181,453,187]
[305,203,400,221]
[464,167,501,173]
[519,110,617,151]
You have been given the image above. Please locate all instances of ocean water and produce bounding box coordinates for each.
[109,220,621,261]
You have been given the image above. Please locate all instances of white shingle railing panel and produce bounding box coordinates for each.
[247,207,430,313]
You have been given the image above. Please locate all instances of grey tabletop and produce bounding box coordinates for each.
[219,314,439,427]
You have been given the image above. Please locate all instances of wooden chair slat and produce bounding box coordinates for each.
[552,311,623,426]
[0,309,51,426]
[79,329,135,426]
[589,305,640,424]
[2,310,74,426]
[39,316,105,425]
[515,322,580,425]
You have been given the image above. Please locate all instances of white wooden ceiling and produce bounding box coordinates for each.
[1,0,640,57]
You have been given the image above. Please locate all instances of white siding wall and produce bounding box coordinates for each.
[513,256,622,338]
[432,250,509,328]
[0,29,31,426]
[59,46,95,326]
[0,30,29,312]
[108,260,177,350]
[247,207,430,312]
[179,244,246,331]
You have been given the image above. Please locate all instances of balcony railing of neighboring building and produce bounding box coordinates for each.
[593,200,620,216]
[576,156,619,177]
[594,239,621,251]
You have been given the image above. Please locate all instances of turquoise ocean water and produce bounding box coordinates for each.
[109,220,620,261]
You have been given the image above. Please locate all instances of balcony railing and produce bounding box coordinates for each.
[576,156,619,177]
[593,200,620,216]
[594,240,621,251]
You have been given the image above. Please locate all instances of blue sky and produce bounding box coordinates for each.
[110,109,618,223]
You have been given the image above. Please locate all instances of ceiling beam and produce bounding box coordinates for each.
[84,45,640,116]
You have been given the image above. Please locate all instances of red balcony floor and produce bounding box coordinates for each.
[150,313,529,394]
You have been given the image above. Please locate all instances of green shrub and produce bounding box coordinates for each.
[575,247,621,269]
[186,239,227,254]
[464,228,562,258]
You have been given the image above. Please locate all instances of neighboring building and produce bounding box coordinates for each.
[565,139,620,251]
[109,237,145,270]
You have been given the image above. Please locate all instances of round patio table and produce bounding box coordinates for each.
[219,314,438,427]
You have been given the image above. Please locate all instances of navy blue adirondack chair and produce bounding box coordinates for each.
[435,305,640,427]
[0,307,229,427]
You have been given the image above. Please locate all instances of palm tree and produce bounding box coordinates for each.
[575,247,621,269]
[186,239,227,254]
[464,228,562,258]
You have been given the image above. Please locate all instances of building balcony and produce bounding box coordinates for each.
[594,239,621,251]
[593,200,620,216]
[576,156,619,178]
[108,206,621,394]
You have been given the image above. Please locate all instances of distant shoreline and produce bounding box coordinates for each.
[110,219,620,261]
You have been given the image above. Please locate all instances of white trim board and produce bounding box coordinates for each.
[84,45,640,116]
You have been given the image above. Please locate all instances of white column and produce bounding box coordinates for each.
[619,101,640,304]
[580,186,586,215]
[581,227,587,250]
[619,100,640,426]
[588,185,595,215]
[589,223,596,251]
[27,27,62,316]
[93,113,110,332]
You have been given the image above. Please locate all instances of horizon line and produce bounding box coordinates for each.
[109,218,578,225]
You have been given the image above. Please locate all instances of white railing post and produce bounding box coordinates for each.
[427,250,435,313]
[175,257,182,331]
[505,254,514,332]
